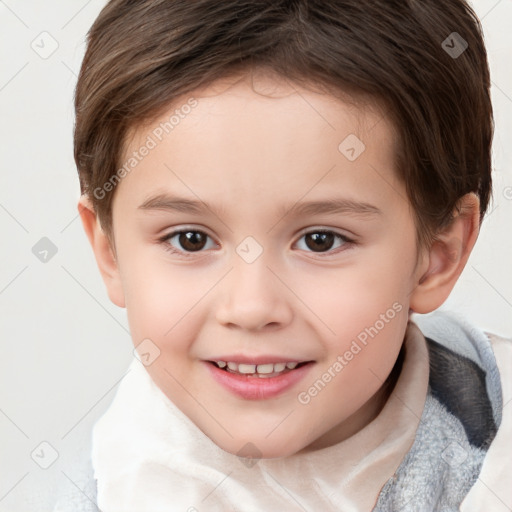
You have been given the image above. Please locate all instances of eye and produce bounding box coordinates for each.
[295,229,353,256]
[159,229,216,257]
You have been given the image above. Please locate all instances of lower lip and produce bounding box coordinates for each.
[203,361,315,400]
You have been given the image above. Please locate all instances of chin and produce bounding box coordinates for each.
[218,437,303,460]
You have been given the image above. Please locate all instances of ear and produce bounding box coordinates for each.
[77,195,125,308]
[409,193,480,314]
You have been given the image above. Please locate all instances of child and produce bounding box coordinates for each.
[54,0,511,510]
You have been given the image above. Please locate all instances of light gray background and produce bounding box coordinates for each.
[0,0,511,510]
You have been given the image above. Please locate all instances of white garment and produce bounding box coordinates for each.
[91,322,430,512]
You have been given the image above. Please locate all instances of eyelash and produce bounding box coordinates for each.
[158,228,355,259]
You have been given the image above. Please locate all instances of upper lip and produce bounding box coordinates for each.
[205,355,314,365]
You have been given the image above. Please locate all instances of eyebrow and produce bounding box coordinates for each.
[137,193,382,219]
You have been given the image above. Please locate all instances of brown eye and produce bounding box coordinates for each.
[162,230,214,254]
[296,230,353,255]
[178,231,208,251]
[304,232,336,252]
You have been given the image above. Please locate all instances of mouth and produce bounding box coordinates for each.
[206,360,314,378]
[204,359,315,400]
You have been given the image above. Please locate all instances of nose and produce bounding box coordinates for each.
[215,253,293,332]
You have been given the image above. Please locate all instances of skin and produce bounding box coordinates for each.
[79,70,480,459]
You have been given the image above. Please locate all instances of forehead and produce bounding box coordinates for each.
[114,72,405,219]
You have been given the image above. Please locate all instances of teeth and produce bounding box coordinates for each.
[216,360,300,375]
[235,363,255,374]
[255,363,274,374]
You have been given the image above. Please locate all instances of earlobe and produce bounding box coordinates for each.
[409,193,480,314]
[78,196,126,308]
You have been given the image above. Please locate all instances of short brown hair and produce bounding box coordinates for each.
[74,0,494,249]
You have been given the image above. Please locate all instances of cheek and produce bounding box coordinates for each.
[306,256,413,342]
[356,234,418,304]
[309,295,408,419]
[322,286,408,363]
[119,248,206,347]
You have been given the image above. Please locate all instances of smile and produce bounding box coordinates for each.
[204,360,315,400]
[211,360,310,377]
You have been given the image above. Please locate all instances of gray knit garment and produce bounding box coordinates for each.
[374,394,487,511]
[375,311,502,511]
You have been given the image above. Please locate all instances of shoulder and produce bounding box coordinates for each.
[424,333,498,449]
[375,311,510,511]
[412,309,505,435]
[412,310,512,510]
[461,330,512,511]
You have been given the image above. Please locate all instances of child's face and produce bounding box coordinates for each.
[107,72,428,458]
